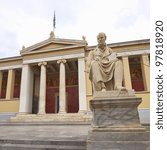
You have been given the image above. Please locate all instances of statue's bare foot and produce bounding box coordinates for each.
[101,88,106,92]
[115,86,126,91]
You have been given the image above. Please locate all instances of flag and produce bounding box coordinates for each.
[53,11,56,29]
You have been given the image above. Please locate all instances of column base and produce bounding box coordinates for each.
[58,111,67,114]
[78,110,87,114]
[38,111,46,115]
[17,112,31,115]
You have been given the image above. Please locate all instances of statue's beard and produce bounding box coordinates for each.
[98,43,106,50]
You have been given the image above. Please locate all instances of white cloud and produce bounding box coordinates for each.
[57,0,149,45]
[0,0,150,58]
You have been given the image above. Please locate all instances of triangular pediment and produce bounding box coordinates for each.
[38,43,73,50]
[20,34,87,55]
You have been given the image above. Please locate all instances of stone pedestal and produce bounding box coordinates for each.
[87,90,149,150]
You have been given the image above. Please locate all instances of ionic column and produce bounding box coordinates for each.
[19,64,34,114]
[57,59,67,113]
[122,57,132,89]
[141,54,150,91]
[6,69,15,99]
[78,58,87,113]
[0,71,3,98]
[38,62,47,114]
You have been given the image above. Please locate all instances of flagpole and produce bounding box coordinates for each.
[53,10,56,32]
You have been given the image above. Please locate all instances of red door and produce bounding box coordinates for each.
[46,88,58,113]
[66,86,79,113]
[46,86,79,113]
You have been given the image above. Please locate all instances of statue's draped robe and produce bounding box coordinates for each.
[87,46,119,90]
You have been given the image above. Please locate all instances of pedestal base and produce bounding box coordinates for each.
[87,91,149,150]
[87,129,149,150]
[90,96,142,127]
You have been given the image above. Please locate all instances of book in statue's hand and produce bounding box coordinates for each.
[108,52,117,61]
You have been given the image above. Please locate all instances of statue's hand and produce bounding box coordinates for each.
[95,56,100,61]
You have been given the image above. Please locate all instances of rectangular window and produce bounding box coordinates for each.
[129,56,145,91]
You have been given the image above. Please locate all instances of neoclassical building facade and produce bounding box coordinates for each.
[0,32,150,123]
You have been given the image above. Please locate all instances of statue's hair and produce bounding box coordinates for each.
[97,32,107,39]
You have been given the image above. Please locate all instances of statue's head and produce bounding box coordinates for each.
[97,32,107,45]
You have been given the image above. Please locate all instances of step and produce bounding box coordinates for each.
[0,143,86,150]
[87,141,150,150]
[0,139,86,150]
[0,139,86,146]
[10,113,92,122]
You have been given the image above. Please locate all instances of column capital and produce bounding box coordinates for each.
[38,61,47,66]
[57,59,67,64]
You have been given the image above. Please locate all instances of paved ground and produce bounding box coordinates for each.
[0,113,16,122]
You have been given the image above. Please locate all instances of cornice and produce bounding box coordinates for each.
[0,56,22,63]
[87,39,150,51]
[21,45,85,56]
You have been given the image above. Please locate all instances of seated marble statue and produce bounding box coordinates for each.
[87,32,126,92]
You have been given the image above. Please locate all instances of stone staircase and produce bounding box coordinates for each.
[0,122,149,150]
[0,112,149,150]
[0,121,91,150]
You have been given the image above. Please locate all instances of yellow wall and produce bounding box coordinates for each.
[0,99,19,112]
[136,92,150,108]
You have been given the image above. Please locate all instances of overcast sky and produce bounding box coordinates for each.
[0,0,149,58]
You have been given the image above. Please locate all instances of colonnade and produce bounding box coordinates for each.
[18,58,87,114]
